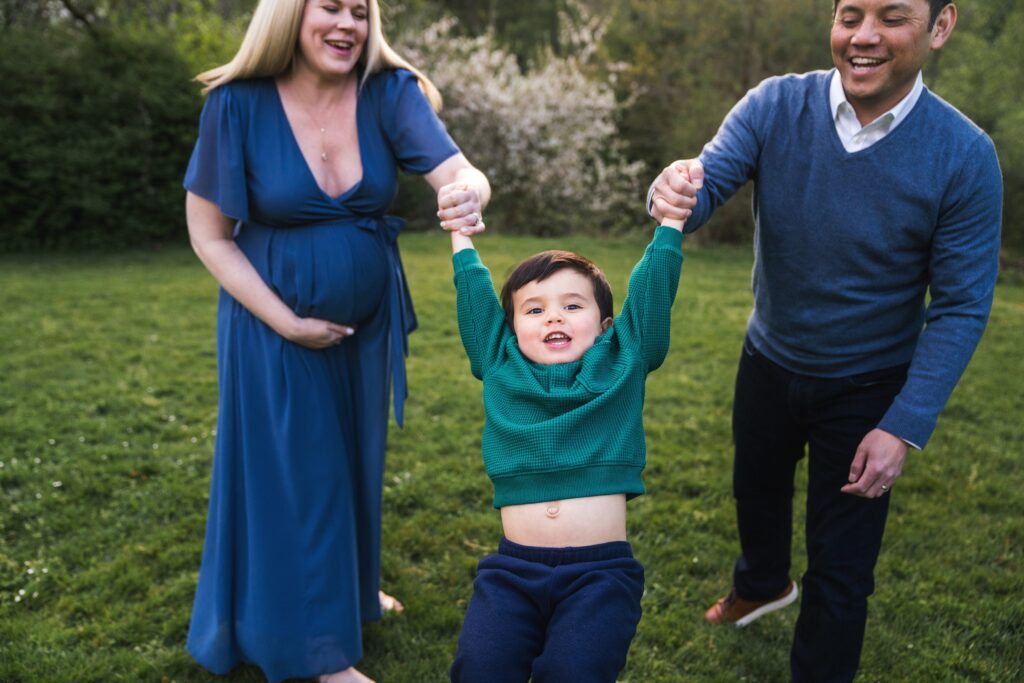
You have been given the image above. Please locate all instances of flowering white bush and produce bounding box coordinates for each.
[399,16,644,234]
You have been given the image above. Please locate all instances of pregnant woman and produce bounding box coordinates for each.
[182,1,489,681]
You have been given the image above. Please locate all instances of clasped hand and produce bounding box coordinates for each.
[650,159,704,223]
[437,182,485,235]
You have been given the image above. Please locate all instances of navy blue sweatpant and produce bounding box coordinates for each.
[450,537,644,683]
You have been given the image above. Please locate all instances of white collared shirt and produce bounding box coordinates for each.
[830,70,924,153]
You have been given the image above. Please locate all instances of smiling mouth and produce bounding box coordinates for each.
[544,332,572,345]
[326,39,355,51]
[850,56,886,69]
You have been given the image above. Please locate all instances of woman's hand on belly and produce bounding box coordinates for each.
[500,494,627,548]
[284,316,357,349]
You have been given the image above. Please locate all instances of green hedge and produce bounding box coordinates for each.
[0,29,200,250]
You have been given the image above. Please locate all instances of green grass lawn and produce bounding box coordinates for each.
[1,233,1021,682]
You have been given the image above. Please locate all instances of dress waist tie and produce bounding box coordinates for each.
[356,214,418,427]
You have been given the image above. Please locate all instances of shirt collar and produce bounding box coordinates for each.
[829,69,924,129]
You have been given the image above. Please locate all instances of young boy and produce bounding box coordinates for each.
[447,212,686,683]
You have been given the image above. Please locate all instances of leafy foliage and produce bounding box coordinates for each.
[0,27,199,250]
[397,15,645,235]
[930,0,1024,251]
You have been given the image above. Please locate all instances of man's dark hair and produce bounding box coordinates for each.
[832,0,951,29]
[500,250,614,328]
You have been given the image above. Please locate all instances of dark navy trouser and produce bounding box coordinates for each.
[450,537,644,683]
[731,337,907,683]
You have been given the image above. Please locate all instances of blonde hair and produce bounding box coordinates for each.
[195,0,443,111]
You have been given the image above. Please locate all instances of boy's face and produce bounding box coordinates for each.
[511,268,613,365]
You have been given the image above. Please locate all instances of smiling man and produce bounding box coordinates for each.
[648,1,1002,681]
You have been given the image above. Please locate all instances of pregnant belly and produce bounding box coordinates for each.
[237,222,389,325]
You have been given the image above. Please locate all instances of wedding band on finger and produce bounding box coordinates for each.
[880,484,889,492]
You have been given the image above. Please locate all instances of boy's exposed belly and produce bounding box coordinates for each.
[500,494,628,547]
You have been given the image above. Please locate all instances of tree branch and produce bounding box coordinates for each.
[58,0,99,37]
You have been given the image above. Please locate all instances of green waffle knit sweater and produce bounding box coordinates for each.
[454,227,683,508]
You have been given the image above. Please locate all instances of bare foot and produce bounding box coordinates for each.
[319,667,376,683]
[379,589,404,614]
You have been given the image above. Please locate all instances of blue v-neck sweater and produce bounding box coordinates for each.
[687,70,1002,448]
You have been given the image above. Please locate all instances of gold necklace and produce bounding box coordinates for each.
[306,103,330,162]
[294,90,336,163]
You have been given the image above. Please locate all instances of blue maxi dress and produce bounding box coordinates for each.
[183,69,459,682]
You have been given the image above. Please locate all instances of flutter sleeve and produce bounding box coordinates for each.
[183,84,249,222]
[381,69,460,174]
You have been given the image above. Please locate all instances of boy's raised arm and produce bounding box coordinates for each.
[451,230,508,380]
[451,230,475,254]
[616,225,684,372]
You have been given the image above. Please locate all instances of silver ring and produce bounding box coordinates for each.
[880,484,889,491]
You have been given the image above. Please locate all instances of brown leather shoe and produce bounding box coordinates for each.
[704,580,798,627]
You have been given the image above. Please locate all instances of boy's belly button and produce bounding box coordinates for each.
[501,495,627,546]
